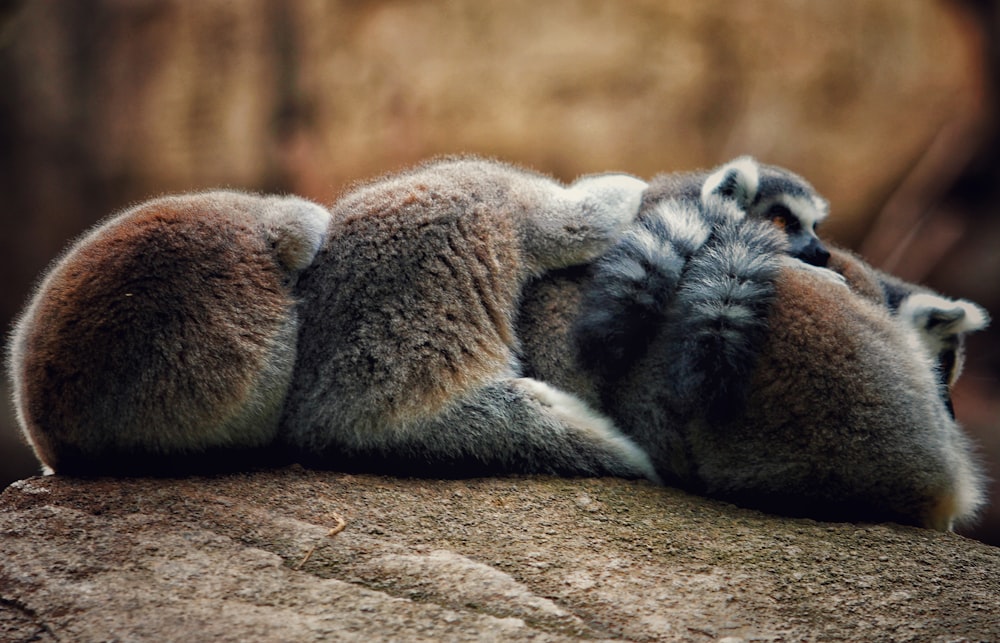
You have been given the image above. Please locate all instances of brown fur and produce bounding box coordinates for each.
[517,244,986,529]
[9,191,330,473]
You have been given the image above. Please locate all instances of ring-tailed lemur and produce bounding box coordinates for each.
[519,155,838,413]
[9,156,987,530]
[8,157,660,482]
[649,156,832,266]
[714,158,990,402]
[691,157,989,418]
[570,156,841,415]
[279,157,658,481]
[571,180,787,420]
[8,191,331,474]
[518,168,988,530]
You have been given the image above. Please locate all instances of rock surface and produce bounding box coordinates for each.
[0,468,997,642]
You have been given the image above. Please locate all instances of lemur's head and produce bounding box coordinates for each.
[897,292,990,418]
[827,249,991,420]
[701,156,831,267]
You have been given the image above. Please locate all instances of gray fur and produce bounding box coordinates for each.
[655,156,832,267]
[279,157,658,481]
[832,250,990,402]
[8,158,657,481]
[9,155,987,531]
[572,193,786,423]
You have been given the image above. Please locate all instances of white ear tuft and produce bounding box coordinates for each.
[954,299,990,333]
[701,156,760,209]
[899,293,991,336]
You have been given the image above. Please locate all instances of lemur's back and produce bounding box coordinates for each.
[280,157,658,480]
[284,161,526,442]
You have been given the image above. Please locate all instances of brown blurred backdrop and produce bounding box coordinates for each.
[2,0,999,544]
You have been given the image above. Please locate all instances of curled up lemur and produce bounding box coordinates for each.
[9,158,658,480]
[8,191,332,474]
[7,156,989,530]
[520,157,989,530]
[277,158,657,479]
[650,155,833,267]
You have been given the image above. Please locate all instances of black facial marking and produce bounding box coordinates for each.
[937,348,958,419]
[797,237,830,267]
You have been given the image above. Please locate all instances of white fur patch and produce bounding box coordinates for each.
[947,454,987,529]
[945,449,988,529]
[780,255,847,287]
[571,173,648,198]
[899,293,991,335]
[959,299,991,332]
[781,194,829,229]
[625,226,672,265]
[811,194,831,222]
[265,197,332,272]
[295,198,334,248]
[569,173,648,229]
[701,156,760,208]
[699,195,747,224]
[649,200,712,251]
[514,378,662,483]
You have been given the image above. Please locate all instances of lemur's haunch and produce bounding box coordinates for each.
[9,191,330,474]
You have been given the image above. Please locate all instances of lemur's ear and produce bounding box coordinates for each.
[701,156,760,209]
[900,293,991,339]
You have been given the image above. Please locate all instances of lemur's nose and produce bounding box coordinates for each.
[800,238,830,267]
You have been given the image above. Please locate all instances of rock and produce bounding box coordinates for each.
[1,468,997,642]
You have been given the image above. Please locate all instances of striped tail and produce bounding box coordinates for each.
[574,192,786,423]
[661,213,785,422]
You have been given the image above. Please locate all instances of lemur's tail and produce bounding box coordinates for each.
[662,210,785,422]
[573,197,711,383]
[574,166,786,423]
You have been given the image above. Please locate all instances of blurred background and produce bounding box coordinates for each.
[2,0,999,544]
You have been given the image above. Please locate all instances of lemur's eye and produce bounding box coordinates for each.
[767,204,798,233]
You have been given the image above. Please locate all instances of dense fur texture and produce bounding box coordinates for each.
[519,181,988,531]
[882,274,989,397]
[690,249,986,531]
[7,191,331,474]
[8,155,988,532]
[279,157,658,480]
[9,158,658,481]
[820,249,990,417]
[573,193,786,423]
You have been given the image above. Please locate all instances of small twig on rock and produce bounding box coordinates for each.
[295,512,347,570]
